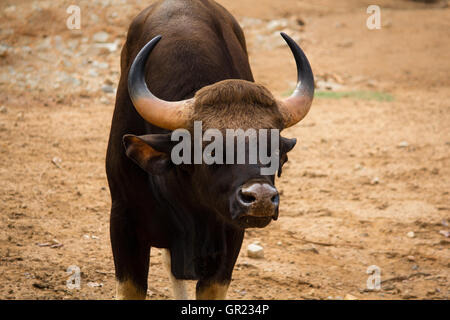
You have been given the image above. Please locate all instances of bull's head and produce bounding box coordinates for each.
[123,33,314,228]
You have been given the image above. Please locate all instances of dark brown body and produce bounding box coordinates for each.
[106,0,255,298]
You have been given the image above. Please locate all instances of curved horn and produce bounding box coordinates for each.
[128,35,193,130]
[278,32,315,128]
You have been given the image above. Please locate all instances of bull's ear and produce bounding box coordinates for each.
[123,133,174,175]
[278,137,297,177]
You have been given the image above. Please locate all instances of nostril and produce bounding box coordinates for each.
[271,194,280,205]
[238,190,256,205]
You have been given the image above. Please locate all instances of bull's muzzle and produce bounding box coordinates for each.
[233,182,279,228]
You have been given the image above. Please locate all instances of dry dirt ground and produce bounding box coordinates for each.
[0,0,449,300]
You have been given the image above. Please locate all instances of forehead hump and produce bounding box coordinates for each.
[191,79,284,130]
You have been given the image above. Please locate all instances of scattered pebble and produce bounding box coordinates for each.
[438,230,449,238]
[32,282,49,289]
[370,177,380,185]
[88,69,99,77]
[0,44,11,57]
[407,255,415,261]
[344,294,358,300]
[83,234,100,240]
[247,243,264,259]
[101,84,115,94]
[36,239,62,248]
[87,282,103,288]
[100,97,110,105]
[397,141,409,148]
[4,5,16,14]
[36,242,51,247]
[407,231,415,238]
[92,61,109,69]
[300,244,319,254]
[93,32,110,43]
[0,105,7,114]
[51,157,62,168]
[316,80,342,91]
[266,19,288,32]
[94,41,119,53]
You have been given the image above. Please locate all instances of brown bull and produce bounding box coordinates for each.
[106,0,314,300]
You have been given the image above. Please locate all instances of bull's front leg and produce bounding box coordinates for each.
[110,203,150,300]
[162,249,189,299]
[196,225,244,300]
[196,280,230,300]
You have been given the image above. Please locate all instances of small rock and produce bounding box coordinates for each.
[51,157,62,168]
[87,282,103,288]
[4,6,16,15]
[88,69,99,77]
[370,177,380,185]
[92,61,109,70]
[344,294,358,300]
[411,265,419,270]
[300,244,319,254]
[367,79,378,88]
[295,17,305,26]
[0,44,11,57]
[239,17,263,29]
[316,80,342,91]
[33,282,49,289]
[94,41,119,53]
[407,255,415,261]
[439,230,449,238]
[247,243,264,259]
[266,19,288,32]
[397,141,409,148]
[0,106,7,114]
[100,97,110,105]
[101,85,115,94]
[36,242,51,247]
[17,112,24,121]
[93,32,110,43]
[407,231,415,238]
